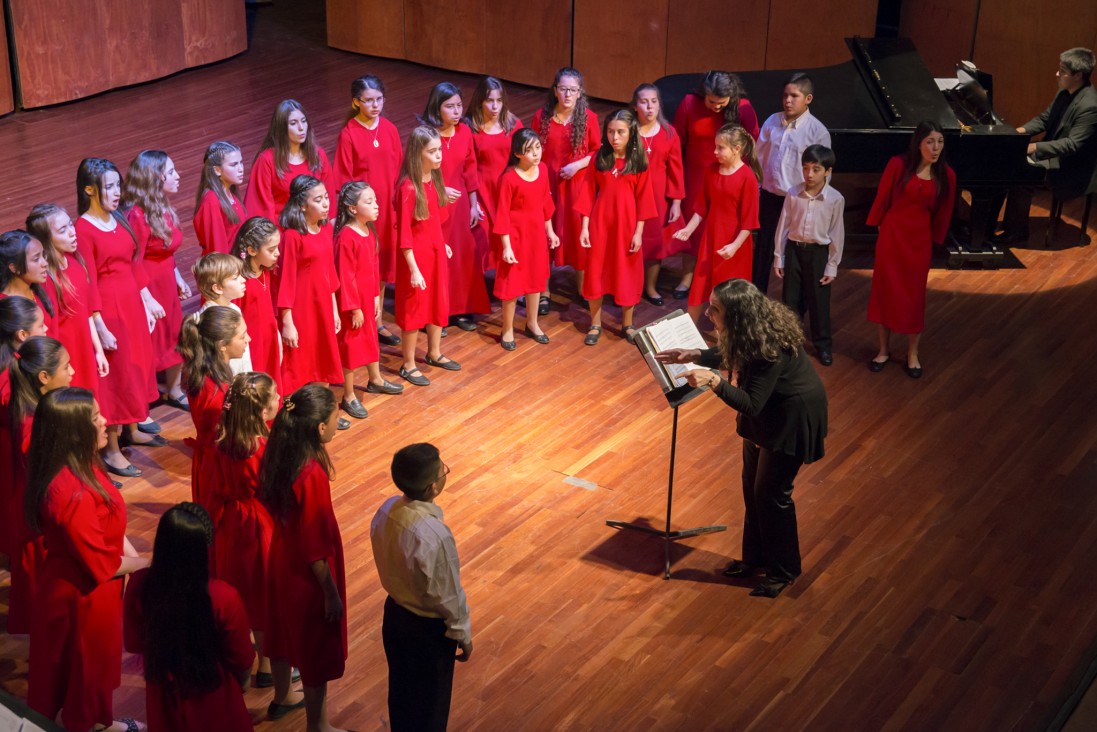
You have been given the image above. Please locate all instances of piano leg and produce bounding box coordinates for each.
[948,187,1005,269]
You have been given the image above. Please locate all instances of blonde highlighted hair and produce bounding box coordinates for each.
[121,150,179,242]
[193,253,244,302]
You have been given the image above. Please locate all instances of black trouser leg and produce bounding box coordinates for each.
[383,597,458,732]
[797,244,832,353]
[781,241,805,317]
[740,441,765,567]
[743,440,803,582]
[753,191,785,295]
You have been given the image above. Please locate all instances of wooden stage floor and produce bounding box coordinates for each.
[2,3,1096,731]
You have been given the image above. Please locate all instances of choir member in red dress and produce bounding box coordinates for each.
[394,127,461,388]
[0,229,55,330]
[123,150,191,412]
[124,502,254,732]
[333,182,404,420]
[26,387,149,732]
[212,371,279,689]
[532,67,601,307]
[231,217,283,388]
[259,384,347,730]
[494,129,560,350]
[27,204,110,397]
[672,71,760,296]
[632,84,686,305]
[193,141,247,256]
[178,306,250,509]
[332,75,403,348]
[419,82,490,330]
[576,110,658,346]
[246,99,334,223]
[674,125,762,322]
[867,120,956,379]
[75,158,163,479]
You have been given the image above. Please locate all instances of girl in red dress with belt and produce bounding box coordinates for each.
[122,150,192,411]
[532,67,601,307]
[246,100,334,223]
[124,502,255,732]
[0,229,54,329]
[672,72,760,297]
[576,110,658,346]
[75,157,163,479]
[420,82,490,330]
[27,387,149,732]
[333,182,404,420]
[675,125,762,323]
[467,76,523,271]
[259,384,347,731]
[332,75,403,348]
[867,120,956,379]
[193,141,247,256]
[394,127,460,388]
[230,217,282,387]
[494,129,560,350]
[633,83,686,305]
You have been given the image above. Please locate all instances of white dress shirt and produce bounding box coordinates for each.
[773,183,845,278]
[756,110,832,196]
[370,495,471,645]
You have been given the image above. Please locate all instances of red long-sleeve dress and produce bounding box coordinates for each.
[235,270,280,388]
[28,466,125,732]
[128,206,185,373]
[277,225,342,392]
[335,226,380,369]
[44,252,101,397]
[531,108,600,268]
[439,123,490,316]
[244,147,333,223]
[189,376,228,511]
[687,163,760,307]
[5,412,46,634]
[493,164,555,300]
[394,178,451,331]
[194,189,246,256]
[264,459,347,686]
[639,124,686,259]
[471,121,523,270]
[866,156,957,334]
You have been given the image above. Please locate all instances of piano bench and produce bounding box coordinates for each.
[1044,192,1093,248]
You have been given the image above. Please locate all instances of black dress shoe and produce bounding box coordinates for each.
[121,432,168,448]
[268,698,306,721]
[672,287,689,300]
[721,559,756,578]
[136,420,162,435]
[106,462,143,478]
[750,577,792,598]
[399,367,431,386]
[452,317,477,332]
[624,326,638,345]
[340,399,368,419]
[818,350,833,366]
[868,354,889,372]
[905,365,923,379]
[524,328,550,344]
[337,416,352,430]
[365,380,404,395]
[440,327,449,337]
[378,328,402,346]
[501,338,517,351]
[643,292,665,306]
[538,297,550,316]
[584,325,602,346]
[111,479,123,489]
[162,394,190,412]
[424,354,462,371]
[990,230,1029,245]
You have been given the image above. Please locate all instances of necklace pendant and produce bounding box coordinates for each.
[373,139,380,148]
[645,146,652,155]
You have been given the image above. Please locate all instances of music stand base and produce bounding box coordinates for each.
[606,519,727,579]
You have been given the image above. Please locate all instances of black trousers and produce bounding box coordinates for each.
[990,186,1035,238]
[781,241,832,352]
[382,596,458,732]
[753,190,785,295]
[740,440,803,583]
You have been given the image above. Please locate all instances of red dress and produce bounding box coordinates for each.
[210,438,274,630]
[194,189,246,255]
[673,94,759,255]
[531,108,600,268]
[29,466,125,732]
[264,460,347,686]
[235,271,280,387]
[335,226,381,369]
[439,123,490,315]
[76,215,157,424]
[189,376,228,510]
[639,124,686,259]
[575,159,658,306]
[0,373,13,560]
[333,117,403,283]
[867,156,957,334]
[244,147,334,223]
[471,121,523,269]
[394,178,451,331]
[44,253,101,397]
[5,412,46,634]
[124,570,255,732]
[493,165,555,300]
[687,163,760,307]
[277,225,342,392]
[129,206,185,373]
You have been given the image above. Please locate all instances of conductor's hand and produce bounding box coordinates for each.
[683,369,720,389]
[456,639,473,662]
[655,347,702,364]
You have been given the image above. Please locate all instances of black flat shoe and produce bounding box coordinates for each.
[818,350,833,366]
[267,698,306,721]
[538,297,550,316]
[399,367,431,386]
[672,287,689,300]
[424,354,462,371]
[121,432,168,448]
[337,416,351,430]
[501,338,517,351]
[721,559,756,578]
[750,577,792,598]
[868,354,890,373]
[643,292,664,306]
[136,420,162,435]
[340,399,368,419]
[106,462,143,478]
[440,327,449,337]
[624,326,638,345]
[452,317,477,332]
[111,479,123,489]
[378,328,401,346]
[365,380,404,395]
[905,365,923,379]
[525,328,550,344]
[584,325,603,346]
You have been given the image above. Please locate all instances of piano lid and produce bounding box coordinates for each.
[845,37,960,131]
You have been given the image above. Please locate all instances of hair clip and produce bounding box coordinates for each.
[283,399,295,411]
[240,251,248,260]
[12,351,21,360]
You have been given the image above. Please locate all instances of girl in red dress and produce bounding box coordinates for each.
[394,127,460,387]
[122,150,191,411]
[674,124,762,322]
[194,141,247,256]
[178,306,250,509]
[420,82,490,329]
[494,129,560,350]
[246,99,334,222]
[672,71,760,296]
[75,157,163,479]
[26,203,110,396]
[633,83,686,305]
[332,75,403,348]
[334,182,404,420]
[259,384,347,730]
[576,110,658,345]
[0,229,54,329]
[532,67,601,307]
[230,217,282,388]
[867,120,956,378]
[124,502,254,732]
[27,387,148,732]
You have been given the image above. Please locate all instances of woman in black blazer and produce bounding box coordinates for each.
[657,278,827,597]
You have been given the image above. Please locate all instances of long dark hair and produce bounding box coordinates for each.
[230,217,280,278]
[418,82,463,129]
[537,67,593,158]
[594,109,648,174]
[712,279,804,372]
[259,383,335,523]
[177,306,239,397]
[0,230,54,317]
[0,296,42,370]
[8,336,67,437]
[25,387,109,532]
[897,120,951,208]
[506,128,541,169]
[75,158,139,254]
[698,71,744,126]
[333,180,378,239]
[26,203,89,316]
[194,141,244,224]
[256,99,323,178]
[279,174,326,234]
[398,127,448,221]
[140,502,222,698]
[216,371,275,461]
[465,76,518,133]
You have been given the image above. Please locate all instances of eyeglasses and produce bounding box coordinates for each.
[1057,65,1075,76]
[357,96,384,104]
[556,86,581,96]
[438,462,451,480]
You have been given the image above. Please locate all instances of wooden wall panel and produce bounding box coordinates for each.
[765,0,878,70]
[0,7,14,116]
[404,0,485,76]
[665,0,768,76]
[10,0,108,107]
[485,0,571,90]
[326,0,405,60]
[574,0,668,102]
[104,0,185,90]
[181,0,247,67]
[899,0,979,78]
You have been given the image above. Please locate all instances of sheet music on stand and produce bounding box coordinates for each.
[633,309,717,408]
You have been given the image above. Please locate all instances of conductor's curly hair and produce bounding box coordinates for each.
[713,279,804,371]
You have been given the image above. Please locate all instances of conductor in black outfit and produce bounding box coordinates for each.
[657,278,827,598]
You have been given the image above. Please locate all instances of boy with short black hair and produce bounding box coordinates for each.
[773,144,844,366]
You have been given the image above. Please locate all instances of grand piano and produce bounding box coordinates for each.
[656,37,1044,268]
